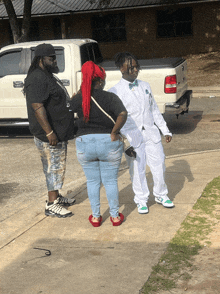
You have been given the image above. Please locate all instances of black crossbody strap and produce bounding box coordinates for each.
[91,96,128,147]
[53,74,71,103]
[91,96,115,124]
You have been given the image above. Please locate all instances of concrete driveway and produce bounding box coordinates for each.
[1,95,220,293]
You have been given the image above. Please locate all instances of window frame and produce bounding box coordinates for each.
[91,13,126,43]
[0,48,26,77]
[156,7,193,39]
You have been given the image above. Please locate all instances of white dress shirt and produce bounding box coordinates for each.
[109,78,172,148]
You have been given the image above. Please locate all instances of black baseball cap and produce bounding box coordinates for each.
[35,43,56,57]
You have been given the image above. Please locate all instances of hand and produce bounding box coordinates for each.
[125,146,136,158]
[111,133,120,141]
[48,132,58,146]
[165,135,172,143]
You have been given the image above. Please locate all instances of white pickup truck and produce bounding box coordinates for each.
[0,38,192,126]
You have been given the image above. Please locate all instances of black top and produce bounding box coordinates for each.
[70,89,126,137]
[25,67,75,142]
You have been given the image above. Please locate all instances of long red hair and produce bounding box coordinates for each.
[81,61,106,122]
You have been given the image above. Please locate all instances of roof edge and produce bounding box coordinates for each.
[0,0,219,20]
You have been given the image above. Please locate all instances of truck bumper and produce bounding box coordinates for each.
[165,90,192,115]
[0,119,29,127]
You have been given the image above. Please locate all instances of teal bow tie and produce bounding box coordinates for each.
[129,80,138,90]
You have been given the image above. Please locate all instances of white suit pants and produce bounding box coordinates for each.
[125,139,168,205]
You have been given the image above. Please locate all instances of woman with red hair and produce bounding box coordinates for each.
[70,61,127,226]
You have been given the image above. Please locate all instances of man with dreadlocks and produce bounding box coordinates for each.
[109,52,174,214]
[24,43,76,218]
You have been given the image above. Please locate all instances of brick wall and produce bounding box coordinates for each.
[97,2,220,59]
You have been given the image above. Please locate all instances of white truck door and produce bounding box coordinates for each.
[0,48,27,119]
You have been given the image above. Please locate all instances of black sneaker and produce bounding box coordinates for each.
[57,194,76,206]
[45,199,73,218]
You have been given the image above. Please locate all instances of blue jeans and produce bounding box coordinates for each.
[75,134,123,218]
[34,137,67,191]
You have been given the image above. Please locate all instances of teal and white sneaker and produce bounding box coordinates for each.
[137,204,149,214]
[155,196,174,208]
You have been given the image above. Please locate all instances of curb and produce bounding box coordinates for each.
[191,87,220,98]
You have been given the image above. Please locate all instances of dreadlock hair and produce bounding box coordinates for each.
[23,56,41,95]
[114,52,140,70]
[27,56,42,77]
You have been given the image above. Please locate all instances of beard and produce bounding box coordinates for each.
[43,61,59,74]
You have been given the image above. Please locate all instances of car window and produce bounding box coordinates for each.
[54,49,65,72]
[80,43,103,66]
[31,47,65,73]
[0,50,22,77]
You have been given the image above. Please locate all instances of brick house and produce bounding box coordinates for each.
[0,0,220,59]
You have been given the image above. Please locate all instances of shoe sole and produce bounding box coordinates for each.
[137,205,149,214]
[155,200,174,208]
[88,215,102,227]
[110,213,124,226]
[138,209,149,214]
[45,211,73,218]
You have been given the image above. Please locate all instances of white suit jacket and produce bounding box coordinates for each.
[109,78,172,148]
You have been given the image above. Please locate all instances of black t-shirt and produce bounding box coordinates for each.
[25,67,75,142]
[70,89,126,137]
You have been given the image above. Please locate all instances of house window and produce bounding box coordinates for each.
[157,7,192,38]
[53,18,62,39]
[92,13,126,43]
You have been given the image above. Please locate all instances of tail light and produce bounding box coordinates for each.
[164,75,177,93]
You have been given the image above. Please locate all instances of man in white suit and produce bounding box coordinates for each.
[109,52,174,214]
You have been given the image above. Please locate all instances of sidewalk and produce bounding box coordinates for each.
[191,86,220,98]
[1,150,220,294]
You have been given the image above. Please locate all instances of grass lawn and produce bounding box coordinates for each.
[140,176,220,294]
